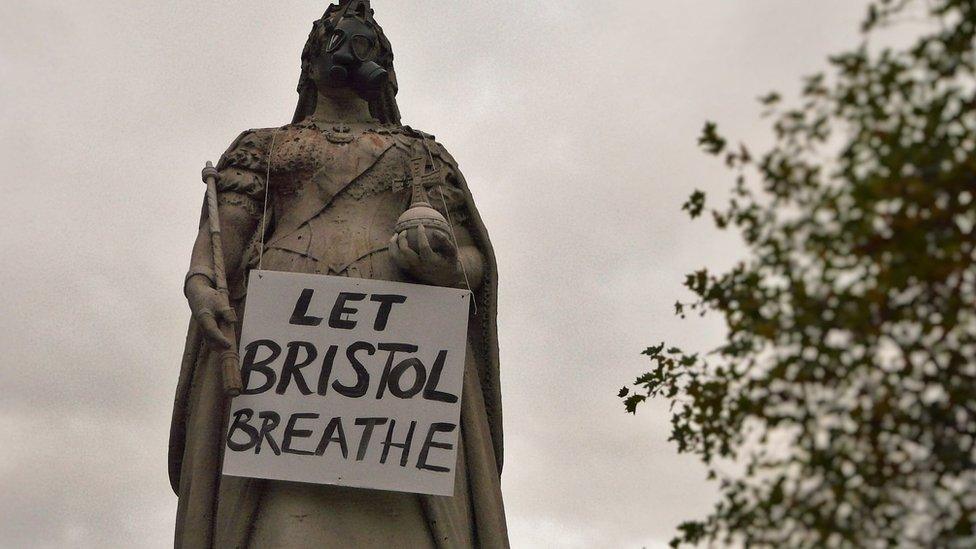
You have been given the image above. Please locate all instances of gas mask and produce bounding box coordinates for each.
[316,14,388,94]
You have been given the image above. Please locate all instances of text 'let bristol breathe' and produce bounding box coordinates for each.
[222,272,471,496]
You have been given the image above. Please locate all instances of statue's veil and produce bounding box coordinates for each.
[291,1,402,125]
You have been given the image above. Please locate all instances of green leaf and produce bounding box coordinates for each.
[759,91,782,105]
[698,121,727,155]
[624,394,647,414]
[683,189,707,219]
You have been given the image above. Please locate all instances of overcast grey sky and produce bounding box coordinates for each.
[1,1,872,547]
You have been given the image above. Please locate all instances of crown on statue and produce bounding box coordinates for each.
[331,0,374,23]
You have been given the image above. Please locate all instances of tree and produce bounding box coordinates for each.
[621,1,976,546]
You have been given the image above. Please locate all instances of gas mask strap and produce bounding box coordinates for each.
[258,129,280,270]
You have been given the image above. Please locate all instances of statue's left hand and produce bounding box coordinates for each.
[389,224,460,286]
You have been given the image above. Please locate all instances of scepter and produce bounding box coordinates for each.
[202,161,244,397]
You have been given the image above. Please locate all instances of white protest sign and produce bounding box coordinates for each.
[222,270,470,497]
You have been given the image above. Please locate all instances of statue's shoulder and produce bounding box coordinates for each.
[398,125,436,140]
[216,124,306,172]
[383,125,460,170]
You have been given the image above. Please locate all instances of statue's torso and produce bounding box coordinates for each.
[251,122,457,283]
[224,122,470,547]
[180,118,500,548]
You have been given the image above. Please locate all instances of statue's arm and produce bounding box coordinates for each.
[184,193,260,347]
[389,154,485,289]
[390,221,484,289]
[184,128,272,347]
[185,194,259,291]
[434,142,486,289]
[451,223,485,290]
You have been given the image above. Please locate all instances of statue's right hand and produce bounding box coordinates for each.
[185,277,234,349]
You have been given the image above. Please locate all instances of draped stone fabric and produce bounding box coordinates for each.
[168,122,508,548]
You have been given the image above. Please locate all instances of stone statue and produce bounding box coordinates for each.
[167,1,508,546]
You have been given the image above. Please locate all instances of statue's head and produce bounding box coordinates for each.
[293,0,401,124]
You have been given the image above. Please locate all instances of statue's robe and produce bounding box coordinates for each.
[168,120,508,548]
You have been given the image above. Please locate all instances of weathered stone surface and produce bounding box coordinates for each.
[170,1,508,547]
